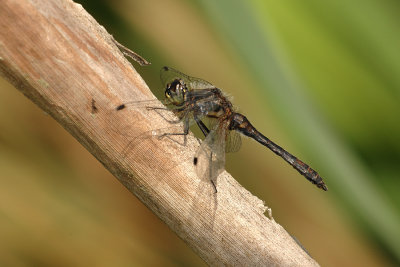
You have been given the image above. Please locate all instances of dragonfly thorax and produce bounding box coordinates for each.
[165,79,187,105]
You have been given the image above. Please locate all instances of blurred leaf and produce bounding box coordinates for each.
[195,0,400,262]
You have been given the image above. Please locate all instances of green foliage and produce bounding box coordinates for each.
[195,0,400,262]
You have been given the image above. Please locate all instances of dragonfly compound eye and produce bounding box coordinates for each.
[170,79,185,92]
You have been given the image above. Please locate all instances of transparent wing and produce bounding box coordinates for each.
[109,104,200,159]
[199,116,218,134]
[115,98,185,113]
[161,66,216,90]
[198,117,241,153]
[118,66,216,112]
[116,66,218,125]
[225,130,242,153]
[115,98,164,109]
[194,122,227,185]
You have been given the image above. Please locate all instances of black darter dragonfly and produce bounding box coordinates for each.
[117,67,328,192]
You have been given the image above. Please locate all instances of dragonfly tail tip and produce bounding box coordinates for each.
[319,183,328,191]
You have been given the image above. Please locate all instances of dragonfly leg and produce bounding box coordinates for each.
[195,117,210,138]
[157,117,190,145]
[147,106,184,124]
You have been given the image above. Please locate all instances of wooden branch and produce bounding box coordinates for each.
[0,0,319,265]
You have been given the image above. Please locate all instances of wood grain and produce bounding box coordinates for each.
[0,0,319,265]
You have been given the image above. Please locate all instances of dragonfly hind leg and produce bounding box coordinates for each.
[195,117,210,138]
[155,117,190,147]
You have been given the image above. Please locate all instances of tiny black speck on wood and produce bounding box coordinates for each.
[116,104,126,110]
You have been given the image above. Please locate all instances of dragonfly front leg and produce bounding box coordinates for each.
[146,106,183,124]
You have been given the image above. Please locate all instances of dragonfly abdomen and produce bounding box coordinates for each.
[229,113,328,191]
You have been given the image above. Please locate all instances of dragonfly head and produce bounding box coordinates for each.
[165,79,187,105]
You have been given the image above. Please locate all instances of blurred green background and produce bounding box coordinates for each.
[1,0,400,266]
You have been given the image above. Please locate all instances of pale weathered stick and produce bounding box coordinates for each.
[0,0,319,265]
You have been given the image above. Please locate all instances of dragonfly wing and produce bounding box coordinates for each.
[161,66,216,90]
[200,117,241,153]
[115,99,164,110]
[194,123,226,185]
[225,130,242,153]
[187,77,216,90]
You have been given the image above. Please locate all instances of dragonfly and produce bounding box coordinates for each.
[116,67,328,192]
